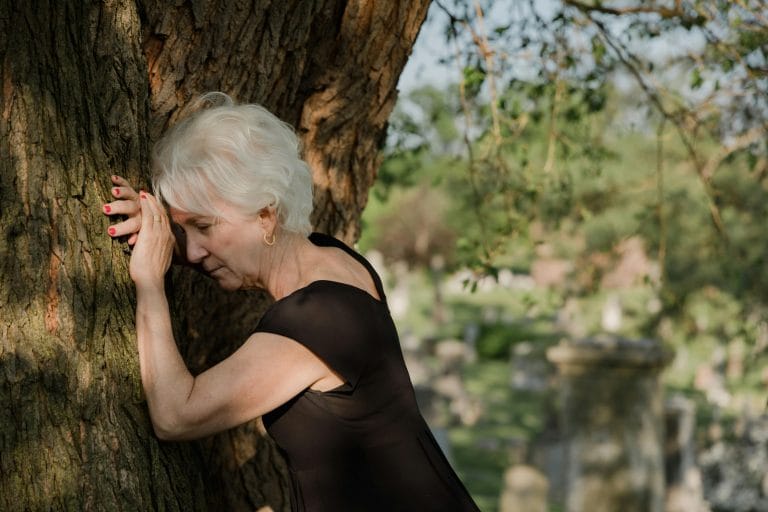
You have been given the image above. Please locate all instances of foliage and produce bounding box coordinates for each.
[361,183,458,270]
[362,24,768,496]
[450,361,551,511]
[361,9,768,505]
[365,0,768,315]
[405,0,768,282]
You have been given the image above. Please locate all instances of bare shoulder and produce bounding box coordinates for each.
[312,244,380,301]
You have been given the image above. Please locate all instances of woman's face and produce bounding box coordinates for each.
[170,201,267,291]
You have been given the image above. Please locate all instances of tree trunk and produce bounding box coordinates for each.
[0,1,430,510]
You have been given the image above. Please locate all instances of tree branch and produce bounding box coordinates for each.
[702,126,767,181]
[587,15,730,241]
[563,0,684,19]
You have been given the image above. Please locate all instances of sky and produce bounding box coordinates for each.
[397,3,455,93]
[397,1,710,96]
[397,0,562,93]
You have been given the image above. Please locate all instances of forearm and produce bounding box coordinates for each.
[135,283,194,438]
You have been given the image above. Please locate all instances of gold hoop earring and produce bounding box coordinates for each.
[264,232,276,246]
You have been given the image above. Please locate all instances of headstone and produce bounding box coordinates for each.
[499,465,549,512]
[601,293,622,332]
[510,341,549,392]
[547,335,672,512]
[664,395,709,512]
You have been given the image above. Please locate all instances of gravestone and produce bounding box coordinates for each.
[499,465,549,512]
[547,335,672,512]
[664,395,709,512]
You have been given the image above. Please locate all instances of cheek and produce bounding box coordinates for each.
[216,232,242,252]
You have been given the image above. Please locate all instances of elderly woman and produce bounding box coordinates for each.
[104,94,479,511]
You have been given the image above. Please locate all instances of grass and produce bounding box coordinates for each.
[449,361,550,511]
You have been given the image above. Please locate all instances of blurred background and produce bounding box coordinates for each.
[358,1,768,511]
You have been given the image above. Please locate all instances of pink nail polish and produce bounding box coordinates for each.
[140,191,147,199]
[108,227,116,236]
[113,188,120,196]
[103,205,111,213]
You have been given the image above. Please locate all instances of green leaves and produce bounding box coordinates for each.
[462,65,486,99]
[690,68,704,89]
[369,0,768,320]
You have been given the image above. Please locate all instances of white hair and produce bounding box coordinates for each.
[151,92,313,236]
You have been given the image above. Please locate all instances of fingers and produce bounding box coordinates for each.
[105,176,172,251]
[139,190,153,231]
[110,175,138,196]
[103,198,139,216]
[108,216,142,240]
[105,175,139,215]
[104,175,143,242]
[130,191,174,286]
[110,175,130,187]
[110,175,136,195]
[139,191,169,231]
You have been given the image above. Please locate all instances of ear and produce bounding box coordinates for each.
[257,206,277,233]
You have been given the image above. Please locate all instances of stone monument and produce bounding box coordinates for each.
[547,335,672,512]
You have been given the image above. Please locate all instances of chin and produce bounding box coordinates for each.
[210,273,242,291]
[217,280,241,292]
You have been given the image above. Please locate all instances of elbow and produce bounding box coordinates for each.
[151,418,182,441]
[153,423,181,441]
[145,381,211,441]
[150,411,195,441]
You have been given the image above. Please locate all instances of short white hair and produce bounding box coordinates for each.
[151,92,313,236]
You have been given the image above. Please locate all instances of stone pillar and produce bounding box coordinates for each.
[664,395,709,512]
[499,465,549,512]
[546,335,672,512]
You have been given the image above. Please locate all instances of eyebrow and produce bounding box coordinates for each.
[172,213,214,226]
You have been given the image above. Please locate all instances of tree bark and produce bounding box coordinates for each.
[0,1,430,510]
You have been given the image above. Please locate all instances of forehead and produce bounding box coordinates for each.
[169,207,209,224]
[168,199,250,224]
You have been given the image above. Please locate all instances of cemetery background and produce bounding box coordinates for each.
[2,1,763,510]
[358,2,768,510]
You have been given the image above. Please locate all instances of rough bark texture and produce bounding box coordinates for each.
[1,0,430,510]
[141,0,428,242]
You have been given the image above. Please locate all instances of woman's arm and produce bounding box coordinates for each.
[134,281,195,439]
[137,287,333,440]
[128,191,193,438]
[151,330,336,440]
[126,192,333,440]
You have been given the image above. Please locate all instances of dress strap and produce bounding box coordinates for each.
[308,232,387,303]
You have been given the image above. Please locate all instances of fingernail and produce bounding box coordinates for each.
[113,188,120,196]
[108,227,116,236]
[103,204,111,213]
[111,175,118,180]
[140,191,147,199]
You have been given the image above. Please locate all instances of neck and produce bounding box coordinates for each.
[260,232,315,300]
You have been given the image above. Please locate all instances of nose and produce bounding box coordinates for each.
[185,235,209,264]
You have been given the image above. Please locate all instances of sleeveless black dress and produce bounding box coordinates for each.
[257,233,480,512]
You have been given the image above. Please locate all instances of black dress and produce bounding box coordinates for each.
[258,233,480,512]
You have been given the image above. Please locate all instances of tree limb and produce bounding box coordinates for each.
[586,15,730,241]
[563,0,684,19]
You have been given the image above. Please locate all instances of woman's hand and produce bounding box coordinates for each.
[129,191,175,288]
[103,175,142,245]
